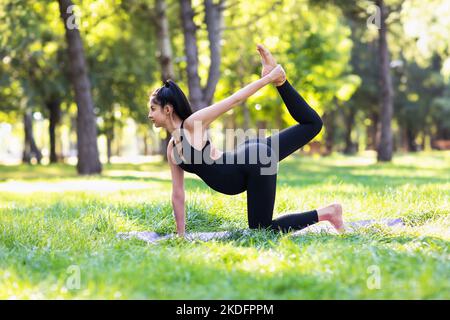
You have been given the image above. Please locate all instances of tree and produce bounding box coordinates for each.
[155,0,176,159]
[376,0,394,161]
[396,0,450,150]
[120,0,177,161]
[215,0,355,156]
[311,0,403,161]
[57,0,101,174]
[179,0,225,111]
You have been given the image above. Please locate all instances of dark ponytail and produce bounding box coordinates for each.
[150,79,193,120]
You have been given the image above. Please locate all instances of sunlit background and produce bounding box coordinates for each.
[0,0,449,300]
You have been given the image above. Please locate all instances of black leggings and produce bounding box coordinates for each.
[194,80,323,232]
[243,80,323,232]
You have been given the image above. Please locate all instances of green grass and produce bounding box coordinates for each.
[0,150,449,299]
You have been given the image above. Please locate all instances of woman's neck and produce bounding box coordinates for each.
[166,118,183,135]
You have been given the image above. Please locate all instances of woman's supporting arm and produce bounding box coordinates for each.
[168,140,186,236]
[172,192,185,236]
[185,66,283,129]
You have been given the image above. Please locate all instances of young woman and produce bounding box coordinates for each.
[148,44,344,237]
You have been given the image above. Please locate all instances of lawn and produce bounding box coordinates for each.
[0,151,449,299]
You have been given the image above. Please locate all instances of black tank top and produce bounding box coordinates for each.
[171,120,247,196]
[172,120,214,173]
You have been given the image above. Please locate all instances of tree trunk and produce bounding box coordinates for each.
[180,0,204,111]
[106,133,112,164]
[143,132,149,156]
[406,126,418,152]
[22,110,42,164]
[343,108,357,155]
[366,111,379,150]
[22,112,31,164]
[155,0,176,161]
[105,112,115,164]
[203,0,224,106]
[115,125,122,157]
[376,0,394,162]
[155,0,175,81]
[58,0,102,174]
[69,115,77,157]
[180,0,225,111]
[322,110,336,156]
[47,98,61,163]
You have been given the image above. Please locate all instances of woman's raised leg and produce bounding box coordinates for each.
[266,79,323,162]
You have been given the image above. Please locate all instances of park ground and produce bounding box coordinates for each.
[0,151,448,299]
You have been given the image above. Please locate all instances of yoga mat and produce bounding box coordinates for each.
[116,218,405,244]
[117,230,234,243]
[294,217,405,235]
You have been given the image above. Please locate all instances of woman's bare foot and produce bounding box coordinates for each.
[257,44,286,86]
[317,203,345,233]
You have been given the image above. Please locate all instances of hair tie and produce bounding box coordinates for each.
[163,80,171,88]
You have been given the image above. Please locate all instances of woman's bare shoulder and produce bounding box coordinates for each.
[183,114,208,131]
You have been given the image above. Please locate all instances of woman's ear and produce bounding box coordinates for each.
[163,104,173,115]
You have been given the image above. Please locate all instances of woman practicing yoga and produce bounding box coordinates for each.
[148,44,344,237]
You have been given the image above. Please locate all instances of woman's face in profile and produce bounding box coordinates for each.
[148,98,165,128]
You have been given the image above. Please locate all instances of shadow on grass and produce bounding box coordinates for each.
[1,155,448,190]
[277,161,449,188]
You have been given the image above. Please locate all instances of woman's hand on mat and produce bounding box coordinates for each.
[177,226,186,238]
[267,64,286,85]
[176,229,185,238]
[176,233,185,239]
